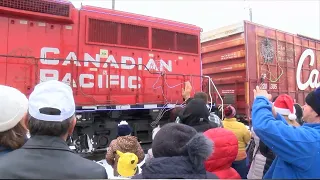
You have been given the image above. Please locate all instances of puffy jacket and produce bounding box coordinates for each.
[106,135,145,176]
[223,118,251,160]
[204,128,241,179]
[247,130,267,179]
[252,96,320,179]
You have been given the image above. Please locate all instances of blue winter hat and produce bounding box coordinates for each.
[118,121,132,136]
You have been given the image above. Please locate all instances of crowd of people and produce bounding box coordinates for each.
[0,80,320,179]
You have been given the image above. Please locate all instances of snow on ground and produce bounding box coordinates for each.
[95,156,146,179]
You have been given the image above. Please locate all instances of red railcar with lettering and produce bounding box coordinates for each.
[0,0,209,156]
[201,21,320,121]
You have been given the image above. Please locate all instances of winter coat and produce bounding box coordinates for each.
[131,156,218,179]
[247,130,268,179]
[204,128,241,179]
[248,116,300,179]
[106,135,145,177]
[223,118,251,160]
[0,145,12,157]
[252,96,320,179]
[259,116,299,175]
[0,135,108,179]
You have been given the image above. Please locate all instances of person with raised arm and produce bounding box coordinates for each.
[251,86,320,178]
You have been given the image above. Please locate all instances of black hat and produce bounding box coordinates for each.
[152,123,213,168]
[305,87,320,116]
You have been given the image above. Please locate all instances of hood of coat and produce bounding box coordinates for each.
[178,99,210,126]
[203,128,238,172]
[141,156,208,179]
[115,136,140,152]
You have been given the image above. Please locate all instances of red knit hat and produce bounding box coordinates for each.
[273,94,297,120]
[224,105,236,118]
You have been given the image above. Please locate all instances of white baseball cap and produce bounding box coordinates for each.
[28,80,75,122]
[0,85,28,132]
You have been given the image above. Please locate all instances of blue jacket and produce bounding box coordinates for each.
[252,96,320,179]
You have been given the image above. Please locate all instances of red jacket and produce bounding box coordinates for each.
[204,128,241,179]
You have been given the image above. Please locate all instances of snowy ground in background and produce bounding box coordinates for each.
[95,156,146,179]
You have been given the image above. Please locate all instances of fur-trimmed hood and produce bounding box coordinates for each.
[185,133,213,168]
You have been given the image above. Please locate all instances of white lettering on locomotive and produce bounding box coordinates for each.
[39,47,173,89]
[40,47,172,71]
[40,69,141,89]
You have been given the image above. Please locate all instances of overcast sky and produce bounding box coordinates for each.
[70,0,320,39]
